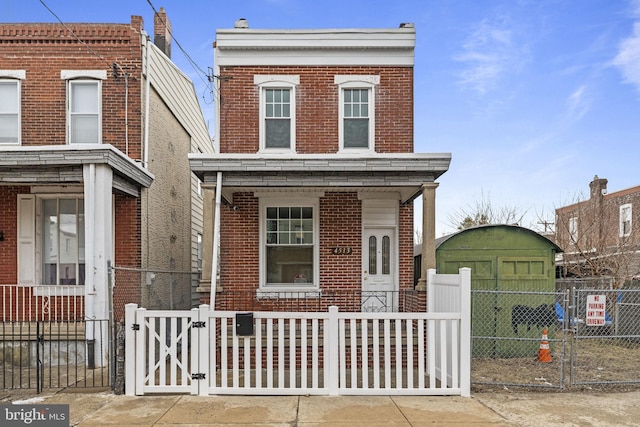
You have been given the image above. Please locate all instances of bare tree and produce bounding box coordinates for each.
[554,177,640,289]
[446,191,529,231]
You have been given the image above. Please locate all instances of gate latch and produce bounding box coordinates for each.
[191,373,206,380]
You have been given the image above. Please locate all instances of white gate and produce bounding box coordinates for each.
[125,268,471,396]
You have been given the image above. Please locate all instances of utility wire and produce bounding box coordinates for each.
[39,0,111,68]
[144,0,214,91]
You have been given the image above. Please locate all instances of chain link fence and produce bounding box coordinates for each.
[111,267,201,316]
[570,288,640,387]
[471,290,567,389]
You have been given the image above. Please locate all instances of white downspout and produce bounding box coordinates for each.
[210,171,222,309]
[143,34,151,168]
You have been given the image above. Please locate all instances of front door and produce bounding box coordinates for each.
[362,228,397,312]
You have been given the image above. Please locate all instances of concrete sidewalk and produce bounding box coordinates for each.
[4,389,640,426]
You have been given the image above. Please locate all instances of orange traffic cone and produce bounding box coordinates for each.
[537,328,552,362]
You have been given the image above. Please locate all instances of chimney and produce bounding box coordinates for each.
[154,7,172,58]
[589,175,608,200]
[235,18,249,29]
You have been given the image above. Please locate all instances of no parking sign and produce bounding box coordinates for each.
[585,294,606,326]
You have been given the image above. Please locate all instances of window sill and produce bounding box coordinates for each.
[30,285,85,297]
[257,289,321,299]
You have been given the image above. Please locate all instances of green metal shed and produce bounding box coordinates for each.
[434,224,562,358]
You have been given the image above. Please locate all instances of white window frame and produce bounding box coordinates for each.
[258,196,320,293]
[335,75,379,153]
[62,70,106,145]
[37,195,86,287]
[255,75,299,153]
[620,204,632,237]
[0,70,25,145]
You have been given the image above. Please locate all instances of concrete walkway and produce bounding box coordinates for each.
[3,389,640,426]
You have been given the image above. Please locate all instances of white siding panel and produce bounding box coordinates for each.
[17,194,36,286]
[362,199,398,226]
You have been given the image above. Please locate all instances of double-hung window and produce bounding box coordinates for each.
[0,71,25,144]
[260,197,319,290]
[62,70,106,144]
[620,204,632,237]
[335,75,379,152]
[255,75,299,152]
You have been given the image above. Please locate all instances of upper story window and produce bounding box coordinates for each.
[61,70,107,144]
[569,216,578,243]
[335,75,379,152]
[0,71,25,145]
[620,204,632,237]
[255,75,299,153]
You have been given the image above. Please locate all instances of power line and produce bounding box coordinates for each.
[38,0,110,69]
[144,0,214,91]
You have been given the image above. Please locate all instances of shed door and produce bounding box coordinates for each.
[444,256,552,357]
[362,228,396,312]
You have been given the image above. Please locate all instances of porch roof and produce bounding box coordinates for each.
[189,152,451,204]
[0,144,154,196]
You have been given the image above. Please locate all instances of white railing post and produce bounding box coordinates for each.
[134,307,147,395]
[189,306,201,395]
[197,304,210,396]
[326,306,339,395]
[426,268,437,312]
[124,303,137,396]
[459,267,472,397]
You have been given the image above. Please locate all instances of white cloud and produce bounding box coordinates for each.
[613,6,640,93]
[454,18,529,95]
[566,85,591,122]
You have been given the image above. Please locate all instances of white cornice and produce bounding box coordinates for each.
[215,28,415,67]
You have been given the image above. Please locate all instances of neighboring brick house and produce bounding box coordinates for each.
[0,10,212,362]
[190,20,451,312]
[555,176,640,287]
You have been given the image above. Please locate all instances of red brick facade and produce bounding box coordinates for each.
[555,176,640,285]
[202,60,419,310]
[0,19,146,320]
[0,21,144,157]
[218,66,414,154]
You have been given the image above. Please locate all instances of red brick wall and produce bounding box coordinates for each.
[0,21,147,318]
[320,193,362,292]
[218,66,413,154]
[113,194,143,320]
[0,21,144,159]
[202,191,417,310]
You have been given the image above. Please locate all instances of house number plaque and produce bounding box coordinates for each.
[332,247,353,255]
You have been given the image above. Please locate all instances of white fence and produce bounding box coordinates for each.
[1,285,84,321]
[125,268,471,396]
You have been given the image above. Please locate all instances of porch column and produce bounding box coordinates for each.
[417,182,439,291]
[83,163,113,367]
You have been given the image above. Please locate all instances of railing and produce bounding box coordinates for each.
[1,319,110,391]
[0,285,84,322]
[212,289,426,313]
[125,268,472,397]
[126,304,468,396]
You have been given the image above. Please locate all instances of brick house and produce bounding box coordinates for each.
[190,20,451,312]
[0,10,212,362]
[555,176,640,287]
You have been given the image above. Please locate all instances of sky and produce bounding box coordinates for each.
[4,0,640,237]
